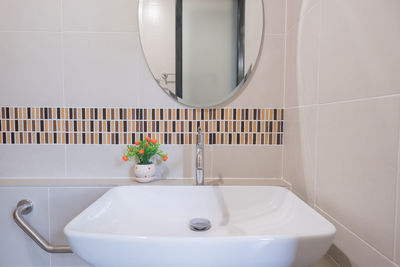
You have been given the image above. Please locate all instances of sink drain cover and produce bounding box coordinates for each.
[189,218,211,231]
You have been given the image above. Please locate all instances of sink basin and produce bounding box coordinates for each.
[64,186,335,267]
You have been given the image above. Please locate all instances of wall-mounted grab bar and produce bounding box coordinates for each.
[161,72,176,82]
[13,200,72,253]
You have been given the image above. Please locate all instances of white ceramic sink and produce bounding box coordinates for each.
[64,186,335,267]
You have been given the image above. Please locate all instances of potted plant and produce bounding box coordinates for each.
[122,136,168,183]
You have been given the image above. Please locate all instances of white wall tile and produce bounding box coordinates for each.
[286,0,319,32]
[212,145,282,178]
[395,129,400,265]
[66,145,132,178]
[283,107,317,203]
[137,48,178,108]
[285,4,320,108]
[0,145,65,178]
[0,1,287,267]
[316,97,400,258]
[64,32,139,107]
[63,0,138,32]
[0,187,50,266]
[317,207,397,267]
[284,27,298,107]
[227,35,285,108]
[318,0,400,103]
[264,0,286,34]
[0,0,61,31]
[0,32,63,106]
[284,0,400,266]
[66,144,190,179]
[49,187,110,266]
[153,145,205,179]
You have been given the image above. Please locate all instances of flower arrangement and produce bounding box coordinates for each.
[122,136,167,165]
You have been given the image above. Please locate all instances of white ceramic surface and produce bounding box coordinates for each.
[134,163,156,182]
[64,186,335,267]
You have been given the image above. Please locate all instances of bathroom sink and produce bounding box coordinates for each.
[64,186,335,267]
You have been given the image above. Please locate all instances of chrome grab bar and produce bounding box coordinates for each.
[13,200,72,253]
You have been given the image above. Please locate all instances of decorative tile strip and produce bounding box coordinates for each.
[0,107,283,145]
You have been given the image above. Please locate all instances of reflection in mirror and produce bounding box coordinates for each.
[139,0,263,107]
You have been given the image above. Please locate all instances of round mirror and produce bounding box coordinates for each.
[138,0,264,107]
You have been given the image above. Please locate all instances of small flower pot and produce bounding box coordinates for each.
[134,163,156,183]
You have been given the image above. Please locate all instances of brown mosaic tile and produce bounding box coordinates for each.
[0,107,283,145]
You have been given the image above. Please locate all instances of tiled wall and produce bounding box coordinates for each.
[0,1,289,267]
[0,186,110,266]
[0,0,288,266]
[283,0,400,267]
[0,0,287,180]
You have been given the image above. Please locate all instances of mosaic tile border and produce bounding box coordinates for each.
[0,107,283,145]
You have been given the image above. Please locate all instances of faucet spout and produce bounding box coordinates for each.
[196,127,204,185]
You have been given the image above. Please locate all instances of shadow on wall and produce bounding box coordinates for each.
[289,101,354,267]
[328,245,352,267]
[286,1,355,266]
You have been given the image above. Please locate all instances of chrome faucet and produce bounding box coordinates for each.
[195,127,204,185]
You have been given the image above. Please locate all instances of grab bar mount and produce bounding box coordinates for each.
[13,199,72,253]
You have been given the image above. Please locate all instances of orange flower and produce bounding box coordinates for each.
[122,155,129,162]
[151,139,157,144]
[138,150,145,155]
[130,148,133,152]
[163,155,168,162]
[135,141,140,146]
[146,136,151,141]
[145,144,148,148]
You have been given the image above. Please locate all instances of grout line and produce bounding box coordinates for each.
[0,105,287,110]
[47,187,52,266]
[316,206,398,266]
[326,254,341,267]
[281,178,293,191]
[61,0,68,179]
[0,30,138,34]
[286,1,321,34]
[393,122,400,262]
[60,0,65,107]
[265,33,286,37]
[313,110,320,208]
[285,93,400,110]
[62,31,138,34]
[316,92,400,106]
[285,104,319,110]
[313,0,323,208]
[64,144,68,177]
[320,93,400,105]
[0,30,61,33]
[280,0,288,181]
[136,32,142,108]
[0,144,285,147]
[0,177,287,181]
[210,145,214,178]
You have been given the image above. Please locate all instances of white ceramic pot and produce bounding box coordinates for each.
[134,163,156,183]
